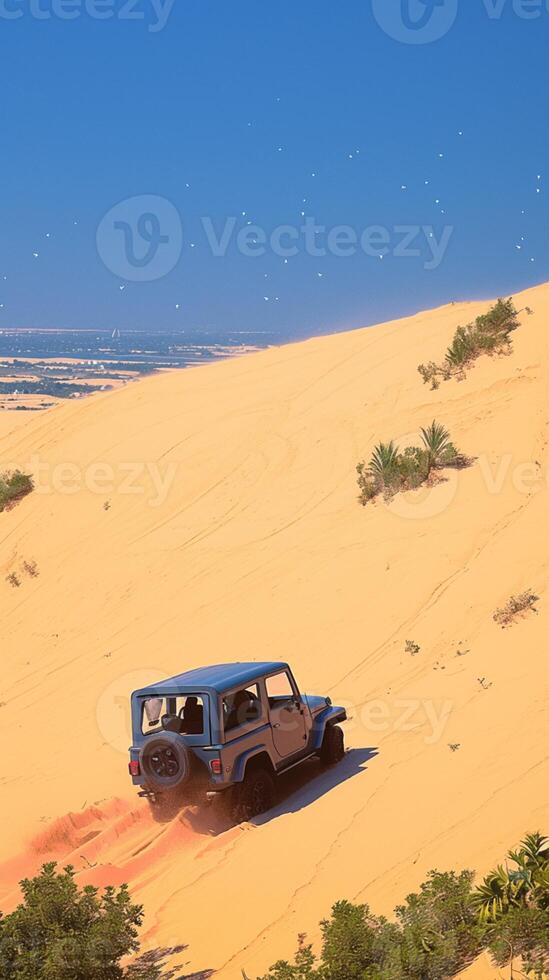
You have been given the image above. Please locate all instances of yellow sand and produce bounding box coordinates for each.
[1,283,548,979]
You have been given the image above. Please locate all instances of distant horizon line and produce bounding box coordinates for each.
[0,326,280,335]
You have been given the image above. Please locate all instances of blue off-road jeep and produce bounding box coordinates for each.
[128,662,347,821]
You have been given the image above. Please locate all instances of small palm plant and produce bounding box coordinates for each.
[357,441,401,505]
[357,424,462,505]
[474,833,549,924]
[420,421,458,471]
[368,441,400,480]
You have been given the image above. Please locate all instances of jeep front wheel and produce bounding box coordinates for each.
[320,724,345,766]
[231,768,275,823]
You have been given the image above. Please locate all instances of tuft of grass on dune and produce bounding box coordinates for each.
[0,470,34,513]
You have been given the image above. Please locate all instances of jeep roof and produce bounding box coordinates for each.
[132,661,289,698]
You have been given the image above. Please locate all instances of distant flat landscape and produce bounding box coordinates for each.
[0,327,275,411]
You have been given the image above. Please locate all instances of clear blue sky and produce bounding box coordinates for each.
[0,0,547,336]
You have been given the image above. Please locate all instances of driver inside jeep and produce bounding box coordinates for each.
[225,689,261,731]
[180,696,204,735]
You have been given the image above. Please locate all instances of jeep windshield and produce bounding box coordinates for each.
[141,694,206,736]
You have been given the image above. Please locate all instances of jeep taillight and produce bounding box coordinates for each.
[210,758,222,775]
[129,760,140,777]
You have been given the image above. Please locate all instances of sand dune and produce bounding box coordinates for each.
[1,284,548,978]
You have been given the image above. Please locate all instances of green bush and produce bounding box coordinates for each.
[259,834,549,980]
[418,298,522,389]
[0,470,34,513]
[394,870,484,979]
[0,863,160,980]
[258,872,482,980]
[485,908,549,978]
[357,422,459,505]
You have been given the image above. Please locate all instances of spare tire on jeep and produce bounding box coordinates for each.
[139,733,190,792]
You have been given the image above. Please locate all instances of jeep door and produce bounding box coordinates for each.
[265,669,308,758]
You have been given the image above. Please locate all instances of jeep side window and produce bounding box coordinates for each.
[223,684,262,733]
[265,671,295,707]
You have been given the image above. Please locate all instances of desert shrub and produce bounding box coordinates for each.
[258,874,481,980]
[0,863,162,980]
[405,640,421,655]
[259,835,549,980]
[356,465,380,503]
[397,446,431,489]
[319,901,381,979]
[394,870,483,979]
[258,903,389,980]
[474,833,549,976]
[357,422,460,505]
[418,361,448,389]
[493,591,539,627]
[22,560,39,578]
[418,298,521,389]
[0,470,34,513]
[484,907,549,977]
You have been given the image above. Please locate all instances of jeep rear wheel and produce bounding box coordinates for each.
[139,734,190,792]
[231,768,275,823]
[320,724,345,766]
